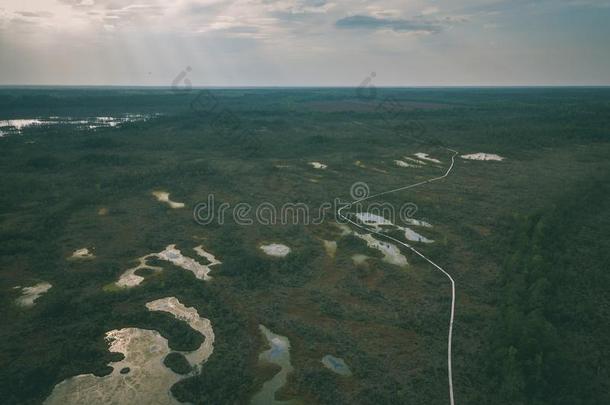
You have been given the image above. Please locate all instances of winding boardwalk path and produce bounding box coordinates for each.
[337,148,458,405]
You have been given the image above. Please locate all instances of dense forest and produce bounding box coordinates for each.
[487,175,609,404]
[0,87,609,404]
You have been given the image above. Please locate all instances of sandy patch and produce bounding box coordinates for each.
[460,153,504,161]
[354,160,366,168]
[146,297,214,369]
[15,282,52,307]
[44,328,181,405]
[97,207,109,216]
[322,240,337,258]
[152,191,185,209]
[340,217,432,265]
[193,245,222,269]
[251,325,296,405]
[356,212,434,241]
[404,228,434,243]
[394,160,419,168]
[260,243,291,257]
[351,254,369,266]
[403,218,432,228]
[355,213,394,229]
[309,161,327,170]
[70,248,95,259]
[46,297,215,405]
[405,157,427,166]
[414,153,441,164]
[115,244,220,288]
[354,233,407,267]
[338,221,415,266]
[321,355,352,376]
[345,213,437,265]
[371,167,388,174]
[115,254,163,288]
[157,244,218,281]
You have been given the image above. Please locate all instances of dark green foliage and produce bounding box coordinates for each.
[0,87,609,405]
[164,353,192,375]
[26,155,61,169]
[486,177,610,405]
[170,307,256,404]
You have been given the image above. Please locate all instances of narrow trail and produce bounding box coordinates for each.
[337,148,458,405]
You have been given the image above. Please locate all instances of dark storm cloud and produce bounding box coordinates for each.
[335,15,442,33]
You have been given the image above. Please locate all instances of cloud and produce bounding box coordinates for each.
[335,15,442,34]
[15,11,53,18]
[264,0,331,15]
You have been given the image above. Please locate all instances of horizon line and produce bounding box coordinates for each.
[1,84,610,90]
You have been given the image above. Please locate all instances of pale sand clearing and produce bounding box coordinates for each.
[97,207,109,216]
[193,245,222,269]
[354,160,366,168]
[70,248,95,259]
[460,153,504,161]
[414,152,442,164]
[251,325,296,405]
[260,243,291,257]
[152,191,185,209]
[355,212,394,229]
[394,160,419,168]
[115,254,163,288]
[309,161,327,169]
[44,328,181,405]
[157,244,217,281]
[336,222,411,266]
[371,167,389,174]
[46,297,215,405]
[356,212,434,240]
[405,157,428,166]
[146,297,214,369]
[354,233,408,267]
[321,355,352,376]
[403,218,432,228]
[116,245,220,288]
[338,219,415,267]
[351,254,369,266]
[404,228,434,243]
[15,282,52,307]
[322,240,337,258]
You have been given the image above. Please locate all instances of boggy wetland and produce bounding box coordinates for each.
[1,87,609,404]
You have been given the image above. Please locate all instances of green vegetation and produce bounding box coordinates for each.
[164,353,192,375]
[486,176,610,405]
[0,87,608,404]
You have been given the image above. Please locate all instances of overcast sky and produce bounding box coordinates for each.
[1,0,609,86]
